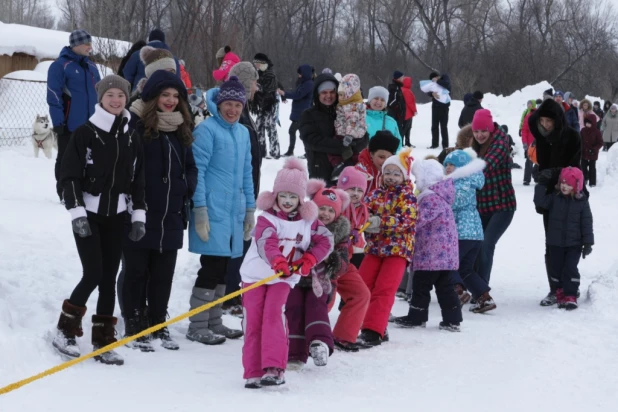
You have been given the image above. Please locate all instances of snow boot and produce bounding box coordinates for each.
[455,284,471,305]
[52,299,86,358]
[358,329,382,347]
[186,287,226,345]
[383,328,390,342]
[91,315,124,366]
[438,321,461,332]
[540,291,557,307]
[471,292,497,314]
[222,296,244,318]
[309,340,329,366]
[261,368,285,386]
[245,378,262,389]
[563,296,578,311]
[208,284,243,339]
[393,316,426,329]
[556,288,566,308]
[388,313,397,323]
[282,149,294,157]
[334,339,360,352]
[150,315,179,350]
[287,360,305,371]
[123,309,154,352]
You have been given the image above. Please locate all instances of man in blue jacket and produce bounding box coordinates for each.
[47,29,101,201]
[555,91,580,131]
[122,29,180,91]
[278,64,314,157]
[428,71,451,149]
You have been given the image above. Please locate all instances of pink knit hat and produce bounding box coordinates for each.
[256,157,318,221]
[337,166,368,194]
[472,109,495,133]
[308,179,350,219]
[559,167,584,193]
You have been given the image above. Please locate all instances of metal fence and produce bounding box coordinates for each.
[0,78,49,147]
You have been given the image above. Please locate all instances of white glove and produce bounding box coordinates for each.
[364,215,381,233]
[194,207,210,242]
[244,209,255,241]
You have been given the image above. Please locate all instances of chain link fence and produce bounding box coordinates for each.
[0,78,49,147]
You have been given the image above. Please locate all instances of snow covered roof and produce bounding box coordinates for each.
[0,21,131,60]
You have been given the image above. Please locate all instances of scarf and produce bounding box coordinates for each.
[130,99,185,132]
[343,202,369,250]
[338,90,363,106]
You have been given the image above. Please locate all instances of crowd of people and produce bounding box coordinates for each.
[45,28,599,387]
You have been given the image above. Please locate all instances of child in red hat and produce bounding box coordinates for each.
[534,166,594,310]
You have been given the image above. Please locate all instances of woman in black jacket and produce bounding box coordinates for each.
[299,73,368,183]
[52,75,145,365]
[122,70,198,351]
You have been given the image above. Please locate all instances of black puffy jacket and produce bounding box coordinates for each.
[239,105,261,198]
[534,184,594,247]
[458,98,482,128]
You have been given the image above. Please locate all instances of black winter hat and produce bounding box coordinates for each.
[473,90,484,100]
[253,53,271,64]
[369,131,400,155]
[148,29,166,43]
[536,98,567,129]
[141,70,187,102]
[429,72,440,80]
[393,70,404,79]
[535,99,543,105]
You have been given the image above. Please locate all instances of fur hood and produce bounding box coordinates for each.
[445,156,487,181]
[326,215,351,245]
[580,98,593,112]
[456,124,474,149]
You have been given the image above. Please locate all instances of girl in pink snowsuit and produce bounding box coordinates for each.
[240,157,334,389]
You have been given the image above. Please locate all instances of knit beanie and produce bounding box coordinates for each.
[216,76,247,106]
[229,62,259,98]
[412,158,444,191]
[559,167,584,193]
[369,130,400,154]
[95,75,131,103]
[337,166,368,194]
[318,81,337,94]
[322,68,333,74]
[444,148,477,169]
[253,53,270,65]
[69,29,92,48]
[471,109,495,132]
[309,181,350,219]
[382,148,413,180]
[141,70,187,102]
[367,86,389,103]
[463,93,473,105]
[393,70,404,80]
[554,90,564,99]
[148,29,166,43]
[140,46,176,78]
[473,90,484,100]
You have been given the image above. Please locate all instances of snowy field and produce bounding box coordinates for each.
[0,82,617,411]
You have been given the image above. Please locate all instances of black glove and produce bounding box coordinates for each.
[72,217,92,238]
[128,222,146,242]
[582,244,592,259]
[53,125,65,136]
[537,169,554,185]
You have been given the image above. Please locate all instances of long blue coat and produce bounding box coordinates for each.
[188,88,256,258]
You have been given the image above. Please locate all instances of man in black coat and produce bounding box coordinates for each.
[458,91,483,128]
[428,72,451,149]
[528,98,582,307]
[299,73,368,183]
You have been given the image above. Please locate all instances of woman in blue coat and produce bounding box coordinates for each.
[187,76,256,345]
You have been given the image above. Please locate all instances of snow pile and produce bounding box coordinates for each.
[0,21,130,60]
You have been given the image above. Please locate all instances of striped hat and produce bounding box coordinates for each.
[216,76,246,105]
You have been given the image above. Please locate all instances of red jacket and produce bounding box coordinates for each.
[401,77,417,120]
[581,114,604,161]
[356,149,381,195]
[522,109,536,146]
[180,64,192,89]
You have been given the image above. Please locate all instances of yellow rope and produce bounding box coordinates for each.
[0,271,285,396]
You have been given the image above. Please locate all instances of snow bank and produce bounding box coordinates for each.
[0,21,130,60]
[2,70,46,81]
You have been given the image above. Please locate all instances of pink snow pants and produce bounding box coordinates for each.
[241,282,291,379]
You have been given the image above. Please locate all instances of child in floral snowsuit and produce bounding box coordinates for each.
[357,148,417,346]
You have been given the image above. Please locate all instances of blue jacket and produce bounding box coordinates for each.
[125,115,197,251]
[452,171,485,241]
[366,109,402,151]
[565,105,580,131]
[189,88,256,258]
[47,47,100,132]
[122,41,181,91]
[284,64,314,122]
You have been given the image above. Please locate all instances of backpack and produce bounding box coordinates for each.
[387,83,406,123]
[528,140,538,165]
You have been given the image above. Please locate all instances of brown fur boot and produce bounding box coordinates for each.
[91,315,124,366]
[52,299,86,358]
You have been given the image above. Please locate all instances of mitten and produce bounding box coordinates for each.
[582,244,593,259]
[291,253,318,276]
[350,228,361,244]
[343,135,354,147]
[537,169,554,185]
[342,145,354,160]
[128,222,146,242]
[72,217,91,238]
[272,256,291,277]
[364,215,381,233]
[243,209,255,240]
[194,207,210,242]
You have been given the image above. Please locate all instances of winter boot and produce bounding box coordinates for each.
[471,292,497,314]
[439,321,461,332]
[287,360,305,371]
[396,290,408,300]
[563,296,578,311]
[222,296,244,318]
[393,316,426,329]
[260,368,285,386]
[208,284,243,339]
[186,287,226,345]
[282,149,294,157]
[91,315,124,366]
[334,339,360,352]
[388,313,397,323]
[358,329,382,347]
[123,309,154,352]
[150,315,179,350]
[556,288,566,308]
[52,300,86,358]
[309,340,330,366]
[540,291,557,307]
[455,284,471,305]
[245,378,262,389]
[383,328,390,342]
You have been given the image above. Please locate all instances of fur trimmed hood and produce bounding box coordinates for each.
[326,215,351,245]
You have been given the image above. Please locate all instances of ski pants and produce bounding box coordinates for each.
[548,246,581,297]
[331,263,370,343]
[408,270,463,324]
[256,103,280,158]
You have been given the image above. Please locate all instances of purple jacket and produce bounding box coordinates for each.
[412,179,459,271]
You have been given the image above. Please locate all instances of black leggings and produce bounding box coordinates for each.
[122,248,178,319]
[195,255,229,289]
[69,212,125,316]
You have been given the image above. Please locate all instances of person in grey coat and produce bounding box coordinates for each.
[534,166,593,310]
[601,103,618,151]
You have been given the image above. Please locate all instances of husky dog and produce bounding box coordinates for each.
[32,115,57,159]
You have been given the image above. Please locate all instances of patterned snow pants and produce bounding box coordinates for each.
[256,103,280,158]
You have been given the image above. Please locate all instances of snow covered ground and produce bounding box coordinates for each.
[0,82,617,411]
